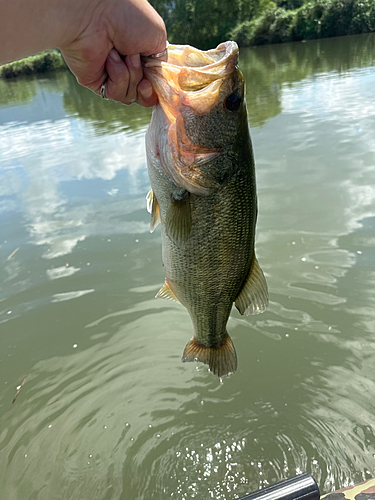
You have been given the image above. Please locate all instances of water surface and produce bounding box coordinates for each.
[1,33,375,500]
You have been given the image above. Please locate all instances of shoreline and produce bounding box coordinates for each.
[0,50,67,79]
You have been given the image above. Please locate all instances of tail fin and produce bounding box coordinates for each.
[182,335,237,377]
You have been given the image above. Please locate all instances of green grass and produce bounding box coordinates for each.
[0,50,66,79]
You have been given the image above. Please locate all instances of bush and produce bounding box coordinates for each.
[0,50,66,79]
[230,20,256,46]
[293,0,326,40]
[349,0,375,33]
[232,0,375,46]
[231,7,296,45]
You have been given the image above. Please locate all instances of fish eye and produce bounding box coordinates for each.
[225,93,241,112]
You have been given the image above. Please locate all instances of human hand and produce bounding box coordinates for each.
[59,0,167,107]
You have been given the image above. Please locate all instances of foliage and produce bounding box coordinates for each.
[231,7,296,44]
[0,50,66,79]
[274,0,305,10]
[231,0,375,46]
[2,0,375,80]
[149,0,275,48]
[293,0,375,40]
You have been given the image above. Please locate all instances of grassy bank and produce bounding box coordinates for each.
[0,50,66,79]
[230,0,375,46]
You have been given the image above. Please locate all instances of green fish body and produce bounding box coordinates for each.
[144,42,268,377]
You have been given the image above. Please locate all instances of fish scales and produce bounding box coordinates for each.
[144,41,268,377]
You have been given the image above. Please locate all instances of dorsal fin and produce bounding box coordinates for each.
[146,189,161,232]
[165,190,192,245]
[156,279,181,303]
[235,254,268,315]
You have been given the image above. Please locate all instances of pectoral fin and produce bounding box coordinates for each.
[166,190,192,245]
[146,189,161,232]
[182,335,237,377]
[156,279,181,304]
[235,254,268,315]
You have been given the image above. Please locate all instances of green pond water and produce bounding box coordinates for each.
[1,33,375,500]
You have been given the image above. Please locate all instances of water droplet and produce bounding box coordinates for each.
[135,239,139,243]
[73,344,77,348]
[48,424,52,428]
[301,257,306,262]
[7,311,12,315]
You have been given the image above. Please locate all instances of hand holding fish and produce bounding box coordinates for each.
[59,0,167,106]
[0,0,167,107]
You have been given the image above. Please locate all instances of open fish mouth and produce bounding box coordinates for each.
[143,41,240,122]
[144,42,242,195]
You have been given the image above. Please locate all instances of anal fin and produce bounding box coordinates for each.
[235,253,268,315]
[182,335,237,377]
[146,189,161,232]
[156,279,181,303]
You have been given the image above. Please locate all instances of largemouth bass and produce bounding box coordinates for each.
[144,41,268,377]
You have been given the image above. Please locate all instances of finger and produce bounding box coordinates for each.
[123,54,143,104]
[137,79,158,108]
[104,49,130,102]
[77,68,107,96]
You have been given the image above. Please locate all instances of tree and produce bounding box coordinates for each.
[150,0,267,49]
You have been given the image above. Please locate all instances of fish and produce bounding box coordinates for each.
[143,41,268,377]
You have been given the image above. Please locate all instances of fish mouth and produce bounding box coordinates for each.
[144,42,241,195]
[143,41,240,122]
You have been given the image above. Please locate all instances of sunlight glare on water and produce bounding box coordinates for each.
[1,33,375,500]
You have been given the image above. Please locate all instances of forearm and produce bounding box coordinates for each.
[0,0,96,64]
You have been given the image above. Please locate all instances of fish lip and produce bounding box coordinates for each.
[144,41,239,72]
[144,42,241,195]
[143,41,240,119]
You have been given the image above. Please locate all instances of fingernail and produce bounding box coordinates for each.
[139,82,153,98]
[109,49,120,62]
[130,54,140,69]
